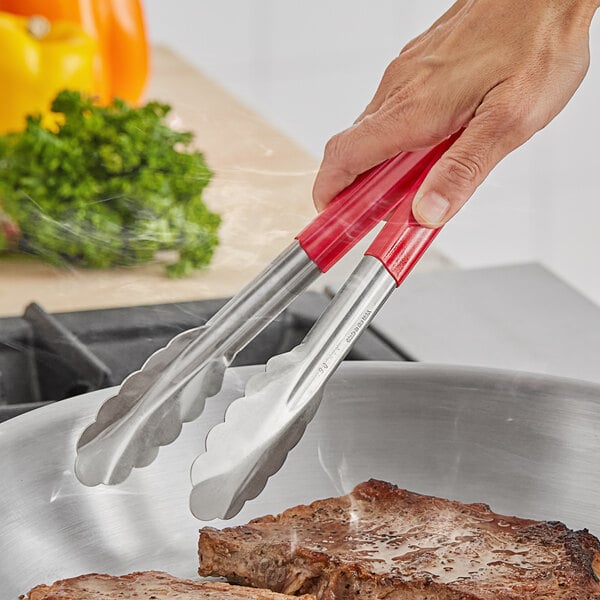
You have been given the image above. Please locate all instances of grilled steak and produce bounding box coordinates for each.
[199,479,600,600]
[22,570,316,600]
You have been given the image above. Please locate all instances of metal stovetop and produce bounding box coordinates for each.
[0,291,403,422]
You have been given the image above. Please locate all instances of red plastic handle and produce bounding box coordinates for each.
[365,143,453,286]
[296,137,456,273]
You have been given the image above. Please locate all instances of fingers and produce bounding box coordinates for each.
[412,93,532,228]
[312,102,461,212]
[312,121,399,212]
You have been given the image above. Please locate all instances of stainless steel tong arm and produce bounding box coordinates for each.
[75,242,319,487]
[189,256,396,520]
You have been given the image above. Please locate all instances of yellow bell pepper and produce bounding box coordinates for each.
[0,0,150,106]
[0,11,96,133]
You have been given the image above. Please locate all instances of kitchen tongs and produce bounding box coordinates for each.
[188,141,459,520]
[75,133,459,490]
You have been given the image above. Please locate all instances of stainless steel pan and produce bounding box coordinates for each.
[2,362,600,598]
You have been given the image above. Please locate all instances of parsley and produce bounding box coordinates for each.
[0,90,220,277]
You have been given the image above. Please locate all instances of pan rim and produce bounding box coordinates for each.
[2,360,600,437]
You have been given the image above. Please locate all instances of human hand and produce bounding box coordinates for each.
[313,0,599,227]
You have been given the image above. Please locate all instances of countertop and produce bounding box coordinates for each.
[0,46,318,317]
[0,46,454,318]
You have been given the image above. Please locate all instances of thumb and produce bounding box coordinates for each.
[412,106,524,228]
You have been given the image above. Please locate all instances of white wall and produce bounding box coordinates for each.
[145,0,600,305]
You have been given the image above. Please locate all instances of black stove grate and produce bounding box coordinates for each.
[0,292,405,422]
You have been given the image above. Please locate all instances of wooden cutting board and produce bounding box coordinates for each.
[0,46,318,317]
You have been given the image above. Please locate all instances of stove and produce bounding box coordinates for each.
[0,291,406,422]
[3,262,599,423]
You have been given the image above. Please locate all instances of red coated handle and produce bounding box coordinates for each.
[365,142,455,286]
[296,135,457,273]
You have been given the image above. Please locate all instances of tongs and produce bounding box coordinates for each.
[75,132,460,513]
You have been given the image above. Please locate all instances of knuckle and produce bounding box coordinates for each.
[442,152,485,188]
[483,98,521,132]
[514,111,541,140]
[491,102,518,127]
[323,133,352,166]
[483,87,545,142]
[359,111,393,138]
[322,131,365,179]
[359,110,409,153]
[381,56,406,82]
[497,102,535,138]
[371,97,427,147]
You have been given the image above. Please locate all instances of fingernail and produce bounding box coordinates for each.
[413,191,450,226]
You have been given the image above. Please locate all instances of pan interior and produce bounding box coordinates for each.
[1,362,600,597]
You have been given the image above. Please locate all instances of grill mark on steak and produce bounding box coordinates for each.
[198,480,600,600]
[22,570,317,600]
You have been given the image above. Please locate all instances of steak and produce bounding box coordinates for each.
[22,570,317,600]
[198,480,600,600]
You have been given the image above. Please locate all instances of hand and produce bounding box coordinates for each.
[313,0,599,227]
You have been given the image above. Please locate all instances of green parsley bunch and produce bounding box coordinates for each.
[0,90,220,277]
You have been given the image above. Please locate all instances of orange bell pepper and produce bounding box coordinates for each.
[0,0,149,105]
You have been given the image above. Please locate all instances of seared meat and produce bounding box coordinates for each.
[199,479,600,600]
[22,570,316,600]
